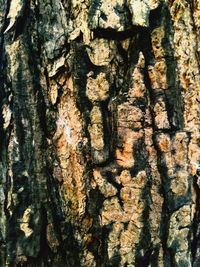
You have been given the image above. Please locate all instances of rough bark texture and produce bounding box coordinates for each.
[0,0,200,266]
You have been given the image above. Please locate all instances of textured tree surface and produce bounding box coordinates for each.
[0,0,200,266]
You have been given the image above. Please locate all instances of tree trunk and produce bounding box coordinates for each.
[0,0,200,266]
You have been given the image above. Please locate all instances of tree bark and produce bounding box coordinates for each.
[0,0,200,266]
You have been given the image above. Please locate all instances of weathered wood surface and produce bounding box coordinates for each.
[0,0,200,266]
